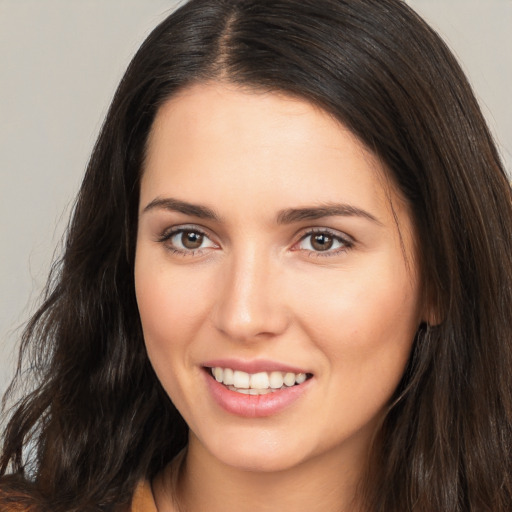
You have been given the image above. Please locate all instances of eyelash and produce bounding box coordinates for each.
[157,225,217,256]
[294,228,354,257]
[157,226,354,257]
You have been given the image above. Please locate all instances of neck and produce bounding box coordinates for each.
[156,433,369,512]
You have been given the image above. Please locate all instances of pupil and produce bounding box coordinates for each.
[182,231,203,249]
[312,233,333,251]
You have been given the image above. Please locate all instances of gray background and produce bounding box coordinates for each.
[1,0,511,397]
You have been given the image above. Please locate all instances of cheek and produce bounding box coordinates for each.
[135,259,196,391]
[134,264,198,412]
[135,253,210,346]
[297,261,420,384]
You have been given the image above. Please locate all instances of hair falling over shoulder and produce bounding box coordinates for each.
[1,0,512,510]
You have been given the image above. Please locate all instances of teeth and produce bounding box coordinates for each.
[228,386,275,395]
[210,367,309,392]
[269,371,284,389]
[233,370,250,389]
[213,367,223,382]
[223,367,234,385]
[296,373,307,384]
[250,372,269,389]
[283,372,296,387]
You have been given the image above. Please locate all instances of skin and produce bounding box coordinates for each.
[135,82,427,512]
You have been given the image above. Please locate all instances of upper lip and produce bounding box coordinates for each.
[202,358,311,375]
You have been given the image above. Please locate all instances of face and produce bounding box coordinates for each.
[135,82,424,474]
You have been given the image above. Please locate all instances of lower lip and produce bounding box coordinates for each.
[204,370,312,418]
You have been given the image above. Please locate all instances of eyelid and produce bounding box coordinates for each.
[291,227,355,255]
[294,226,354,242]
[157,224,219,254]
[157,223,211,241]
[156,224,354,257]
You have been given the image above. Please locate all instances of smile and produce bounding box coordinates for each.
[210,367,309,395]
[203,360,314,417]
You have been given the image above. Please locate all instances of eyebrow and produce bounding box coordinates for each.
[276,203,382,225]
[142,197,220,220]
[142,197,381,225]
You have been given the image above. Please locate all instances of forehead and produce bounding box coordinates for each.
[142,82,409,228]
[140,82,419,285]
[144,83,392,195]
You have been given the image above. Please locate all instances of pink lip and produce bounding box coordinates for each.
[202,358,310,374]
[203,368,313,418]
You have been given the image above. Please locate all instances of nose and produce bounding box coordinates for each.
[212,248,290,342]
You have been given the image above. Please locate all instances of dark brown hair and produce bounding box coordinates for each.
[2,0,511,510]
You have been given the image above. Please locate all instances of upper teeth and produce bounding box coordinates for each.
[211,367,307,390]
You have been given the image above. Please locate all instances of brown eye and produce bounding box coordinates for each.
[296,230,351,255]
[181,230,203,249]
[310,233,333,251]
[165,228,217,254]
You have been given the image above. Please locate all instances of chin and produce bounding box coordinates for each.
[202,427,313,473]
[219,448,305,473]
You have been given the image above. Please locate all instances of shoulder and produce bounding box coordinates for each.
[0,479,156,512]
[129,480,158,512]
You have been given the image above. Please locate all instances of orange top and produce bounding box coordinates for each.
[0,480,159,512]
[129,480,158,512]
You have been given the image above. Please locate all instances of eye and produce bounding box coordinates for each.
[296,229,353,255]
[159,227,218,254]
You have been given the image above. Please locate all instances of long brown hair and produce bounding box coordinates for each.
[2,1,511,510]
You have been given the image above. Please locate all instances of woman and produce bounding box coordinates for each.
[1,0,511,510]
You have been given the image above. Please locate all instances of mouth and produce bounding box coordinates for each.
[205,366,313,395]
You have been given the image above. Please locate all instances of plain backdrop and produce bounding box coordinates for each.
[1,0,511,397]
